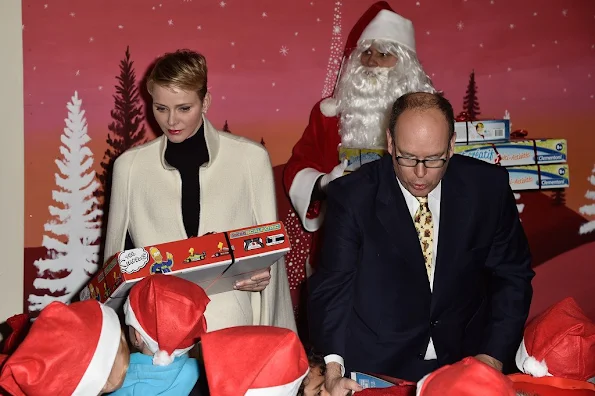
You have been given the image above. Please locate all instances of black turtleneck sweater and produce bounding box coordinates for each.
[122,124,209,250]
[163,123,210,238]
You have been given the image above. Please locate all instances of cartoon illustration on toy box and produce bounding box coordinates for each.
[266,234,285,246]
[113,271,122,289]
[103,282,109,300]
[149,247,174,274]
[184,247,207,263]
[244,237,264,251]
[92,285,101,301]
[212,242,234,258]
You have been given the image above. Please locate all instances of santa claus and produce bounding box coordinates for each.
[283,1,435,274]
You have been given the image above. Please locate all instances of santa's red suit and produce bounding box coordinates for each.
[283,1,397,280]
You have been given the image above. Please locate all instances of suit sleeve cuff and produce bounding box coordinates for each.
[324,354,346,377]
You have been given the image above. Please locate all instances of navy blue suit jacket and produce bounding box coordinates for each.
[308,154,534,382]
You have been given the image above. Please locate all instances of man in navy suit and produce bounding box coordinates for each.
[308,92,534,395]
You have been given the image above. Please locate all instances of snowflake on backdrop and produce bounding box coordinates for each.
[262,12,267,17]
[279,46,289,56]
[220,1,226,7]
[168,19,174,26]
[562,9,568,17]
[457,21,464,30]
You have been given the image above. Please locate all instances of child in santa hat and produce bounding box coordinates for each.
[0,300,129,396]
[416,356,519,396]
[297,346,329,396]
[201,325,310,396]
[510,297,595,395]
[110,274,210,396]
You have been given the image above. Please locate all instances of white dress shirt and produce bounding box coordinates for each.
[324,180,442,373]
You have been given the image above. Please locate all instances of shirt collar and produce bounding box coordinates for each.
[396,178,442,205]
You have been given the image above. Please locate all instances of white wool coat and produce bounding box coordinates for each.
[104,117,296,332]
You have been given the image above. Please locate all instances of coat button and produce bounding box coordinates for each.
[430,320,439,327]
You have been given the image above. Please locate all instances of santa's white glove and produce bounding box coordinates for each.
[319,160,348,192]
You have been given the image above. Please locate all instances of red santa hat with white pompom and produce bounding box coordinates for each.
[124,274,210,366]
[201,325,310,396]
[320,1,417,118]
[515,297,595,382]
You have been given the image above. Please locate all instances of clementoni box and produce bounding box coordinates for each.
[339,146,387,173]
[79,221,290,310]
[455,139,567,167]
[507,164,569,191]
[455,119,510,144]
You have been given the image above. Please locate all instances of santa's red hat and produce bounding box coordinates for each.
[416,357,516,396]
[515,297,595,381]
[321,2,418,117]
[124,274,210,366]
[201,326,309,396]
[0,300,122,396]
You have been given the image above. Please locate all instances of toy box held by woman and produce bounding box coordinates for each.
[79,221,290,310]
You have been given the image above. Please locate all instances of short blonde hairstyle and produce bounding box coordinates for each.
[147,49,208,101]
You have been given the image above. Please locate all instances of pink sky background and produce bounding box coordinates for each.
[22,0,595,246]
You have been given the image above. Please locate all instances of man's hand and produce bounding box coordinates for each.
[234,267,271,292]
[319,160,349,192]
[474,354,503,372]
[325,362,362,396]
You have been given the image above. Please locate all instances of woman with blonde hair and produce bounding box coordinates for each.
[104,49,295,332]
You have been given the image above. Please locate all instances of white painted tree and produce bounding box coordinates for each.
[29,91,102,311]
[579,164,595,235]
[321,1,343,98]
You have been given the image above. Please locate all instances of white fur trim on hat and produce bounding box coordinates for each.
[123,297,194,366]
[359,9,416,53]
[72,304,122,396]
[515,338,552,378]
[320,97,339,117]
[245,368,309,396]
[415,373,431,396]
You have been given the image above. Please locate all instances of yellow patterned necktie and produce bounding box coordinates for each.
[414,196,434,279]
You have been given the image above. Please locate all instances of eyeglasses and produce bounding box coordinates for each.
[395,156,448,168]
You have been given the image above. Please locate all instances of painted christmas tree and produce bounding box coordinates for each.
[463,70,481,120]
[321,0,343,98]
[96,46,146,210]
[551,189,566,206]
[579,164,595,235]
[222,120,232,133]
[28,92,102,312]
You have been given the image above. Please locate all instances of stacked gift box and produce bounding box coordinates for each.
[338,118,569,192]
[454,118,569,191]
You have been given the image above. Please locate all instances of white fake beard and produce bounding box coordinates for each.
[335,64,394,149]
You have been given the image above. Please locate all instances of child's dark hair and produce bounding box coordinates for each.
[297,345,326,396]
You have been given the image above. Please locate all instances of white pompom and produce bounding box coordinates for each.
[522,356,549,377]
[320,98,339,117]
[153,349,175,366]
